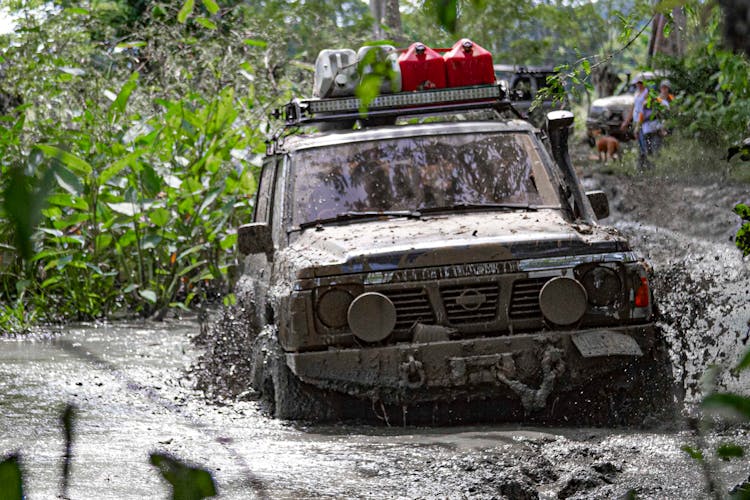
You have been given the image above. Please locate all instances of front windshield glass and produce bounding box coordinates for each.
[290,132,557,227]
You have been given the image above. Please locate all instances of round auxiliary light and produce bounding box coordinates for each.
[317,288,354,329]
[347,292,397,343]
[581,266,621,306]
[539,277,588,326]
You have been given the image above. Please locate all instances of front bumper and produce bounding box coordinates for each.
[586,118,633,141]
[286,324,658,408]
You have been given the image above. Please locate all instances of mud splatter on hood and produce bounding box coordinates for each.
[282,210,630,279]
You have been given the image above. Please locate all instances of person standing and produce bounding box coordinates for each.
[641,79,674,162]
[621,76,649,168]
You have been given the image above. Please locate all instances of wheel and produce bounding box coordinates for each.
[251,329,340,421]
[610,337,683,428]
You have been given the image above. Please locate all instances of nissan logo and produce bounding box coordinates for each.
[455,289,486,311]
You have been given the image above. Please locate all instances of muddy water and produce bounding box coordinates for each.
[590,174,750,401]
[2,176,750,499]
[3,322,750,499]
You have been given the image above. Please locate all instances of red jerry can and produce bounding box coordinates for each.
[397,42,447,92]
[444,39,494,88]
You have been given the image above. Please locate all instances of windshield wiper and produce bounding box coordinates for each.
[416,203,540,214]
[298,210,422,229]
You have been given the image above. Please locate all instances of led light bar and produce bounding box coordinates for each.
[310,85,502,113]
[278,84,512,126]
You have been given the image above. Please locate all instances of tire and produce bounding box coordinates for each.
[610,337,683,428]
[252,330,340,421]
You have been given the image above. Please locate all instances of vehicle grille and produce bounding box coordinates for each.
[440,283,499,325]
[380,288,435,331]
[508,277,550,320]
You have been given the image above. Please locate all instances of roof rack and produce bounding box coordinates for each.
[272,84,519,127]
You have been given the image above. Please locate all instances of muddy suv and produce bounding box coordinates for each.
[585,71,659,145]
[238,85,675,424]
[494,64,568,128]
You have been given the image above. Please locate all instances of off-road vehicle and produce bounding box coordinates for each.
[585,71,659,145]
[494,64,568,128]
[238,82,676,425]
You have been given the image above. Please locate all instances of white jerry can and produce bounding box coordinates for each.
[313,49,358,98]
[356,45,402,94]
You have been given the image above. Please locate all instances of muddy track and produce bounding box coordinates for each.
[584,171,750,401]
[185,167,750,498]
[2,160,749,498]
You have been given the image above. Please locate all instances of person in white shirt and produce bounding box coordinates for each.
[621,77,649,167]
[641,80,674,161]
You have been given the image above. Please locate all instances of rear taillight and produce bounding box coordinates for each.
[634,277,649,307]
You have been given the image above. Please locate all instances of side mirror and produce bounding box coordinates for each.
[586,190,610,220]
[238,222,274,260]
[546,110,574,132]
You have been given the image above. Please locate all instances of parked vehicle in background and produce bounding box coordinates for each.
[586,71,660,146]
[494,64,568,127]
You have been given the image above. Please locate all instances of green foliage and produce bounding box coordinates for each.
[703,393,750,419]
[0,3,270,328]
[686,347,750,494]
[0,454,24,500]
[658,6,750,148]
[355,44,400,112]
[403,0,638,68]
[733,481,750,500]
[150,453,217,500]
[2,83,260,322]
[681,445,704,461]
[734,204,750,256]
[0,0,382,330]
[717,443,744,460]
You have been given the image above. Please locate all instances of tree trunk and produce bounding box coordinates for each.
[648,7,686,65]
[370,0,404,43]
[370,0,385,39]
[718,0,750,56]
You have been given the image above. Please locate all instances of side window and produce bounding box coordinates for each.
[535,76,549,91]
[254,160,276,224]
[512,76,533,100]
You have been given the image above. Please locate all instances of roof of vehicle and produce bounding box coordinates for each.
[494,64,557,75]
[281,119,537,151]
[628,70,667,85]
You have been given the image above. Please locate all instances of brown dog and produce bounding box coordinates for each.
[595,134,620,163]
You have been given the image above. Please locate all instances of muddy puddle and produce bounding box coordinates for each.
[3,321,750,499]
[2,174,750,499]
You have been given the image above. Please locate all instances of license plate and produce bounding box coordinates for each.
[572,331,643,358]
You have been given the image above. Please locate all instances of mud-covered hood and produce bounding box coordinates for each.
[282,210,629,278]
[590,95,633,112]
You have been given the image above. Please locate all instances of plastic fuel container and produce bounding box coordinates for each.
[313,49,358,98]
[397,42,446,92]
[443,39,494,88]
[357,45,402,94]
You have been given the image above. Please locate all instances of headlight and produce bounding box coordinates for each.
[316,287,355,328]
[581,266,621,306]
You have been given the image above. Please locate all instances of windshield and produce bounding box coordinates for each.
[289,132,558,228]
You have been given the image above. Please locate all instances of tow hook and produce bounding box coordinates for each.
[400,355,426,389]
[496,346,566,412]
